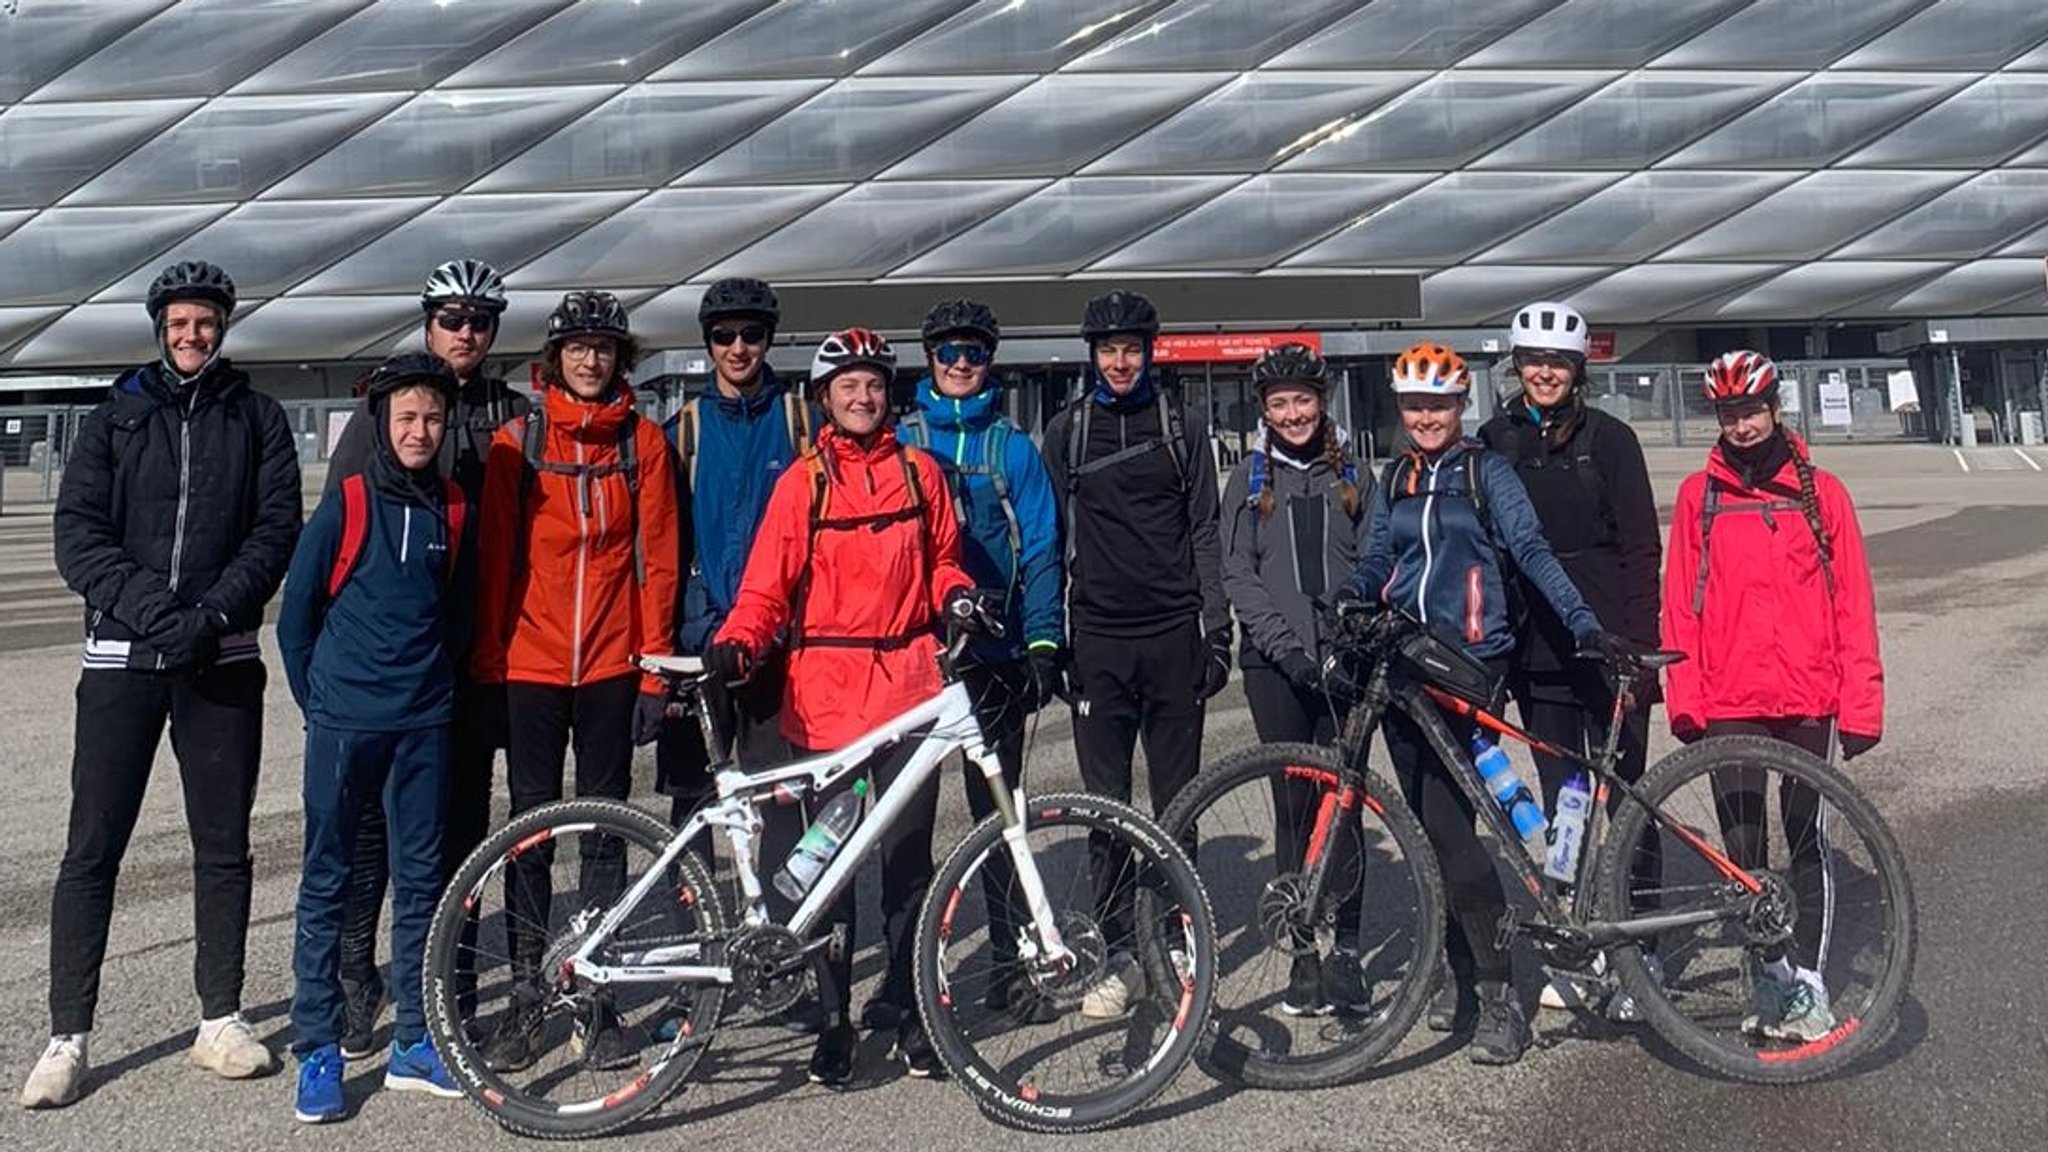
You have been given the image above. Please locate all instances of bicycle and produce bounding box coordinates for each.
[422,600,1219,1138]
[1161,604,1915,1088]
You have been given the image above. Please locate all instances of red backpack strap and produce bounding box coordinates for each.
[442,478,468,584]
[328,473,371,599]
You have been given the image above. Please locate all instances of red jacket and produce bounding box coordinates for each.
[1661,437,1882,739]
[470,385,679,695]
[717,425,972,751]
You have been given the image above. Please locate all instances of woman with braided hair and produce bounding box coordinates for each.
[1661,348,1884,1046]
[1219,342,1370,1017]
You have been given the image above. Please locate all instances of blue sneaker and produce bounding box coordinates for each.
[293,1045,345,1124]
[383,1037,461,1098]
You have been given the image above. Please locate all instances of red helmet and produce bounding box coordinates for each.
[811,326,897,387]
[1704,350,1778,404]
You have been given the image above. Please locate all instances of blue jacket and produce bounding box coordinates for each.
[666,367,805,653]
[1347,439,1598,659]
[906,378,1063,661]
[278,482,462,732]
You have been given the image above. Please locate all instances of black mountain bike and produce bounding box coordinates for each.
[1162,604,1915,1088]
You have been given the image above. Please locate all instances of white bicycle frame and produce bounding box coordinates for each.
[564,655,1074,989]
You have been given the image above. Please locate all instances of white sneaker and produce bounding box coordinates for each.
[1764,967,1836,1043]
[21,1034,88,1109]
[1080,954,1145,1019]
[189,1013,278,1080]
[1538,978,1591,1011]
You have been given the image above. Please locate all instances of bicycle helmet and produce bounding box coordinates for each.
[420,259,507,315]
[146,260,237,323]
[363,350,458,404]
[1704,350,1779,404]
[697,277,781,328]
[1390,342,1470,395]
[1079,289,1160,341]
[920,297,1000,348]
[546,290,631,344]
[810,327,896,388]
[1251,342,1328,395]
[1509,300,1589,357]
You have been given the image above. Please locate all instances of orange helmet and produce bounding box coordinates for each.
[1390,342,1469,395]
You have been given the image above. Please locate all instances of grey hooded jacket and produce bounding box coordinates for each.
[1220,424,1369,666]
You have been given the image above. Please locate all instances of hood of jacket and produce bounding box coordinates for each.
[914,376,1000,431]
[113,358,247,411]
[363,389,449,508]
[1250,419,1350,470]
[541,378,636,441]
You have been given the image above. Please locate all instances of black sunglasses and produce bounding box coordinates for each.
[709,325,769,347]
[434,312,496,334]
[933,342,991,368]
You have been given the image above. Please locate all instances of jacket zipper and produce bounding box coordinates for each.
[1416,457,1438,626]
[401,505,412,565]
[571,417,590,686]
[161,390,199,672]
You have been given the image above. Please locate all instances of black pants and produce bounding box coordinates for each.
[1513,673,1661,908]
[48,663,266,1034]
[338,679,499,994]
[1705,717,1834,966]
[659,656,791,827]
[500,675,638,978]
[1241,660,1360,942]
[1381,695,1511,986]
[1071,621,1206,944]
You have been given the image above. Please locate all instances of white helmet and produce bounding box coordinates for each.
[421,259,508,314]
[1509,300,1589,357]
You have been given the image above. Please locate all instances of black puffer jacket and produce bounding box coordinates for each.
[55,360,303,671]
[325,372,529,505]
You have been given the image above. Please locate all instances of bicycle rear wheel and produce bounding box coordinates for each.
[1593,735,1915,1083]
[1158,742,1443,1089]
[915,792,1216,1134]
[424,798,729,1139]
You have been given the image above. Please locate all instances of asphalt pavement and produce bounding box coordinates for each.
[0,442,2043,1152]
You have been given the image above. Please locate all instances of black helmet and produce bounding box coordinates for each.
[920,298,1000,348]
[363,351,458,404]
[1251,342,1328,395]
[697,277,780,328]
[1079,289,1159,341]
[421,259,508,314]
[547,290,631,344]
[146,260,237,323]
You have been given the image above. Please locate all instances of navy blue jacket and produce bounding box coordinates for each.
[904,377,1063,661]
[1348,439,1598,659]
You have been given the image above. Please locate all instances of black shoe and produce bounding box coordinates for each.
[895,1021,941,1079]
[1468,983,1530,1066]
[481,1004,544,1073]
[1322,949,1373,1017]
[573,1001,639,1071]
[1426,979,1477,1034]
[1280,954,1329,1017]
[339,978,384,1060]
[808,1022,858,1086]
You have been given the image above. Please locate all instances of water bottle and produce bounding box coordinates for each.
[773,778,869,902]
[1470,732,1546,845]
[1544,772,1593,883]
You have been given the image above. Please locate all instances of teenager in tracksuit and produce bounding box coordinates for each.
[277,353,470,1122]
[1345,343,1626,1067]
[323,259,528,1059]
[1218,343,1370,1018]
[26,261,298,1111]
[895,298,1065,1024]
[1040,290,1231,1020]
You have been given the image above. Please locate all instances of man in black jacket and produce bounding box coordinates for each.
[320,259,531,1059]
[25,261,301,1109]
[1040,289,1231,1020]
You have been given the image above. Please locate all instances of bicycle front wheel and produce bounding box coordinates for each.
[424,798,729,1139]
[1159,742,1443,1089]
[1593,735,1916,1083]
[914,792,1217,1134]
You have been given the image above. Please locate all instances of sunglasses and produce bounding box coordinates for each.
[433,312,496,334]
[933,342,992,368]
[709,325,768,347]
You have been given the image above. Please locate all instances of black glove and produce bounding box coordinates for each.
[1276,649,1323,694]
[1575,629,1641,664]
[156,607,221,670]
[1840,732,1880,761]
[632,691,668,747]
[1672,721,1705,745]
[1200,627,1233,701]
[1027,646,1071,710]
[707,640,754,686]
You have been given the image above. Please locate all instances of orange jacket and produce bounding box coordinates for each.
[470,385,679,695]
[717,425,972,751]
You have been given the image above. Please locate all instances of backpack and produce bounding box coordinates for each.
[327,473,467,597]
[516,407,647,585]
[1691,475,1836,614]
[674,389,811,491]
[1489,413,1609,551]
[1062,388,1193,570]
[1378,449,1494,543]
[899,411,1022,608]
[1247,444,1360,522]
[786,443,935,651]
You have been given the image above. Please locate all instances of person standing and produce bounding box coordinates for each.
[1218,342,1370,1017]
[1040,289,1231,1019]
[322,259,527,1059]
[26,261,300,1109]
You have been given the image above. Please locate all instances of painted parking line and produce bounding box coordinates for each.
[1955,448,1971,473]
[2015,448,2042,473]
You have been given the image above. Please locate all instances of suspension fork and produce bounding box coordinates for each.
[967,741,1074,968]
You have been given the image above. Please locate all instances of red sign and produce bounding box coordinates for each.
[1151,331,1322,363]
[1587,329,1618,362]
